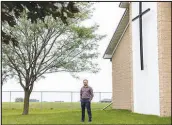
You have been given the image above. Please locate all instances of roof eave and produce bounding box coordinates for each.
[119,2,130,8]
[103,8,129,59]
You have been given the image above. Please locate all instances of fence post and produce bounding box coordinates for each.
[99,92,101,102]
[71,92,73,103]
[10,91,11,108]
[41,92,42,109]
[70,92,73,109]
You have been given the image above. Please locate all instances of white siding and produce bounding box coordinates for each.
[132,2,160,115]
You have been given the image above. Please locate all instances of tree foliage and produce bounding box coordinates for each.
[2,1,80,45]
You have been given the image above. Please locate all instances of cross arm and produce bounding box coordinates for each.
[132,8,150,22]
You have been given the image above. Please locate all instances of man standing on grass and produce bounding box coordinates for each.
[80,79,94,122]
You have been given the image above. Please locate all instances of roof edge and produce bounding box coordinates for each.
[119,2,130,8]
[103,9,129,59]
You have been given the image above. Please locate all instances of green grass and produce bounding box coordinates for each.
[2,102,171,124]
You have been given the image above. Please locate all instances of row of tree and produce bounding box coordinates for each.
[15,98,39,102]
[2,2,105,115]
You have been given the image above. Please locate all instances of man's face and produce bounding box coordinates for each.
[83,80,88,86]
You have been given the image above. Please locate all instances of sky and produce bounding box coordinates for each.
[2,2,125,102]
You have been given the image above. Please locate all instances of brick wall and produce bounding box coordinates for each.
[111,5,133,110]
[157,2,171,116]
[129,4,134,112]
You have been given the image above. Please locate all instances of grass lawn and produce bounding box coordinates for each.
[2,102,171,124]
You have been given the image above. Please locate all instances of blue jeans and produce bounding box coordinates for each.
[81,98,92,121]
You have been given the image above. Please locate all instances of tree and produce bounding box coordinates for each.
[15,97,24,102]
[1,62,15,86]
[2,1,80,45]
[2,68,11,86]
[2,3,105,115]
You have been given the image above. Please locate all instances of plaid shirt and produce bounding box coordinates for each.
[80,86,94,100]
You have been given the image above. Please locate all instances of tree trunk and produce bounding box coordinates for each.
[22,90,30,115]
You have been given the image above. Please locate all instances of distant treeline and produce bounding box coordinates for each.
[15,98,39,102]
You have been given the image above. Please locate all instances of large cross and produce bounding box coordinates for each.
[132,2,150,70]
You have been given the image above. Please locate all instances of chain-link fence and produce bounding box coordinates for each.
[2,91,112,110]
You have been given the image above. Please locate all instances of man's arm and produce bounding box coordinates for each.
[80,88,82,101]
[90,87,94,101]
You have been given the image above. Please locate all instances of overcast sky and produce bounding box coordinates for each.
[2,2,125,101]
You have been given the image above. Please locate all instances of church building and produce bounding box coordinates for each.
[103,2,171,116]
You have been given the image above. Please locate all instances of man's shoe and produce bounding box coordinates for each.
[88,117,92,122]
[81,120,84,122]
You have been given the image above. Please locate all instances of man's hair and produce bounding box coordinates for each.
[83,79,88,82]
